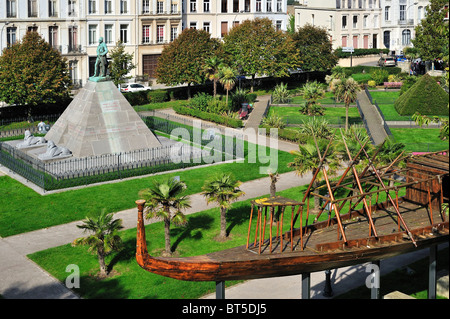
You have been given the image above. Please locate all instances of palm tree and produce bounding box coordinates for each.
[332,77,361,131]
[203,56,224,98]
[138,178,191,256]
[219,66,237,107]
[288,138,340,211]
[201,173,245,240]
[73,210,123,278]
[300,81,326,115]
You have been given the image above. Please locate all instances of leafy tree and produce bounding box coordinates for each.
[290,24,338,76]
[139,178,191,256]
[412,0,449,67]
[108,41,136,86]
[156,28,221,98]
[0,31,71,117]
[223,18,301,92]
[72,211,123,278]
[201,173,245,240]
[331,77,361,131]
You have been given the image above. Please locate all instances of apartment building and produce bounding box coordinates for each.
[294,0,429,55]
[380,0,429,55]
[0,0,89,87]
[0,0,288,85]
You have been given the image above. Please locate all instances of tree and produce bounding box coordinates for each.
[139,178,191,256]
[288,138,340,211]
[0,31,72,117]
[156,28,221,98]
[223,18,301,92]
[203,56,224,97]
[108,41,136,86]
[218,66,237,106]
[291,24,339,75]
[331,77,361,131]
[72,211,123,278]
[299,81,326,116]
[201,173,245,240]
[412,0,449,69]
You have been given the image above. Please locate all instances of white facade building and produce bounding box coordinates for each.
[294,0,429,55]
[1,0,288,85]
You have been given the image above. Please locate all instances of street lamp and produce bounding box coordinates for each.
[0,22,10,54]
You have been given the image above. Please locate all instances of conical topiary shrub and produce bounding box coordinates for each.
[394,74,449,116]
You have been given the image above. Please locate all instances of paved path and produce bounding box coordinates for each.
[0,92,447,300]
[356,90,388,145]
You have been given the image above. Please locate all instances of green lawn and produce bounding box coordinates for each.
[268,106,362,126]
[390,128,449,152]
[28,183,407,299]
[0,138,295,237]
[289,91,344,106]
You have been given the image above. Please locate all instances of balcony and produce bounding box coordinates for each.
[398,19,414,26]
[68,45,83,53]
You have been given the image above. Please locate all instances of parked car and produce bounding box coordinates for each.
[395,55,407,62]
[120,83,151,92]
[377,57,397,67]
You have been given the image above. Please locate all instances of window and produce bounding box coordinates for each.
[89,25,97,45]
[49,26,58,47]
[221,21,228,38]
[190,0,196,12]
[143,25,151,43]
[384,6,390,21]
[190,22,197,29]
[49,0,57,17]
[383,30,390,49]
[105,24,113,44]
[68,26,78,51]
[69,61,78,81]
[233,0,239,12]
[121,0,128,14]
[353,15,358,28]
[171,2,178,13]
[28,0,38,17]
[88,0,96,14]
[244,0,250,12]
[276,20,282,31]
[342,35,347,47]
[170,26,178,41]
[204,0,210,12]
[342,15,347,29]
[6,27,17,46]
[157,25,164,43]
[399,5,406,21]
[256,0,261,12]
[68,0,76,17]
[222,0,228,13]
[6,0,16,18]
[267,1,272,12]
[105,0,112,14]
[418,6,423,21]
[142,0,150,13]
[157,0,164,13]
[277,0,283,12]
[402,29,411,45]
[363,15,368,28]
[120,24,129,43]
[203,22,210,33]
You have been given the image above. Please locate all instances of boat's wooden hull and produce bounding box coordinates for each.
[136,199,449,282]
[137,224,448,282]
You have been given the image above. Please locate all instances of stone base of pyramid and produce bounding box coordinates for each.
[44,80,161,158]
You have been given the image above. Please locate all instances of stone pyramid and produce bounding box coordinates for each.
[45,80,161,158]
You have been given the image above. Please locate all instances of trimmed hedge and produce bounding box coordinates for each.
[173,105,243,128]
[394,74,449,116]
[335,48,389,58]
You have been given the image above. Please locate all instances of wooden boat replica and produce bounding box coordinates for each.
[135,138,449,282]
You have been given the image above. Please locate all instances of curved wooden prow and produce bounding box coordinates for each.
[135,199,150,267]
